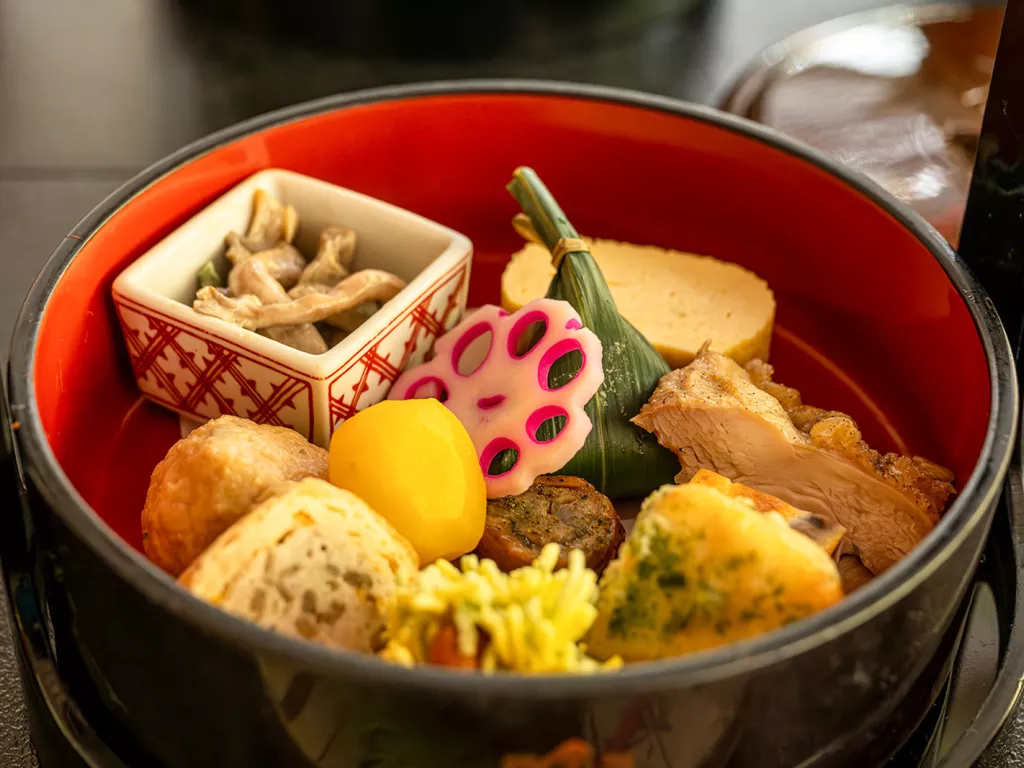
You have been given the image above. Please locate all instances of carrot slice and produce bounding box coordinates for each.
[427,624,478,670]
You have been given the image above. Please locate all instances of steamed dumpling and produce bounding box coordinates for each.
[179,478,419,653]
[142,416,328,575]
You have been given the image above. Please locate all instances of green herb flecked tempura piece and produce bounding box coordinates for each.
[586,484,844,662]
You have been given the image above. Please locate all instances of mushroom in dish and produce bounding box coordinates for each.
[191,189,406,354]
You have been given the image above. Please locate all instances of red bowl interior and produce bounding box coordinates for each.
[32,92,990,551]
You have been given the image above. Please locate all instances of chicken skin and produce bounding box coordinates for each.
[632,346,955,574]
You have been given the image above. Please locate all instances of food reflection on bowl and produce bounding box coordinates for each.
[7,83,1015,767]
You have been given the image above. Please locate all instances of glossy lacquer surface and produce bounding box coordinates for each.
[10,88,1015,767]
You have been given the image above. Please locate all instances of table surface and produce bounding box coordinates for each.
[2,0,1021,765]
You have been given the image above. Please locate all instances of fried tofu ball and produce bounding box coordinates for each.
[587,483,843,662]
[179,478,419,652]
[142,416,328,575]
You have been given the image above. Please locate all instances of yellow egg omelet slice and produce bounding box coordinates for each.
[501,237,775,368]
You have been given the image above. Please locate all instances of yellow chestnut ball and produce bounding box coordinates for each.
[328,399,486,564]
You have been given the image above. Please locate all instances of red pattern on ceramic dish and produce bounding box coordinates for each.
[112,262,469,445]
[114,296,316,438]
[112,258,467,444]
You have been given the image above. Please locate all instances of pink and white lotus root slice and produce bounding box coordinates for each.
[388,298,604,498]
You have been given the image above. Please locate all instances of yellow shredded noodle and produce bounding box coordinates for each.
[380,544,620,674]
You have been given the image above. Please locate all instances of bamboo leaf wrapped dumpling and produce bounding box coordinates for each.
[504,168,679,500]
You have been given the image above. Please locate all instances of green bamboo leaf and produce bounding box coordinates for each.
[504,167,679,499]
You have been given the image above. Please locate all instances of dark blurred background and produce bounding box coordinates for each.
[0,0,1008,764]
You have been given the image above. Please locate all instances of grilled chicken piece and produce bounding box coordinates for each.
[475,476,626,574]
[632,345,956,575]
[687,469,845,555]
[745,357,955,522]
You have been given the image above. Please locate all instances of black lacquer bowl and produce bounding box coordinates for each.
[2,82,1019,767]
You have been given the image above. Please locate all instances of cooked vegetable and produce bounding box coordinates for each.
[328,399,486,564]
[503,236,775,367]
[298,225,356,287]
[191,189,405,354]
[381,544,620,674]
[505,168,679,500]
[586,483,843,662]
[225,231,253,265]
[227,256,327,354]
[239,187,299,252]
[194,269,406,331]
[632,345,955,573]
[141,415,328,576]
[180,478,418,652]
[328,300,380,332]
[227,242,306,290]
[501,739,634,768]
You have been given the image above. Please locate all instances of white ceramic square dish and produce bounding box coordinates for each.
[112,168,473,447]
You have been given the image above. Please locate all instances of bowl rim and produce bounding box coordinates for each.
[7,79,1018,698]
